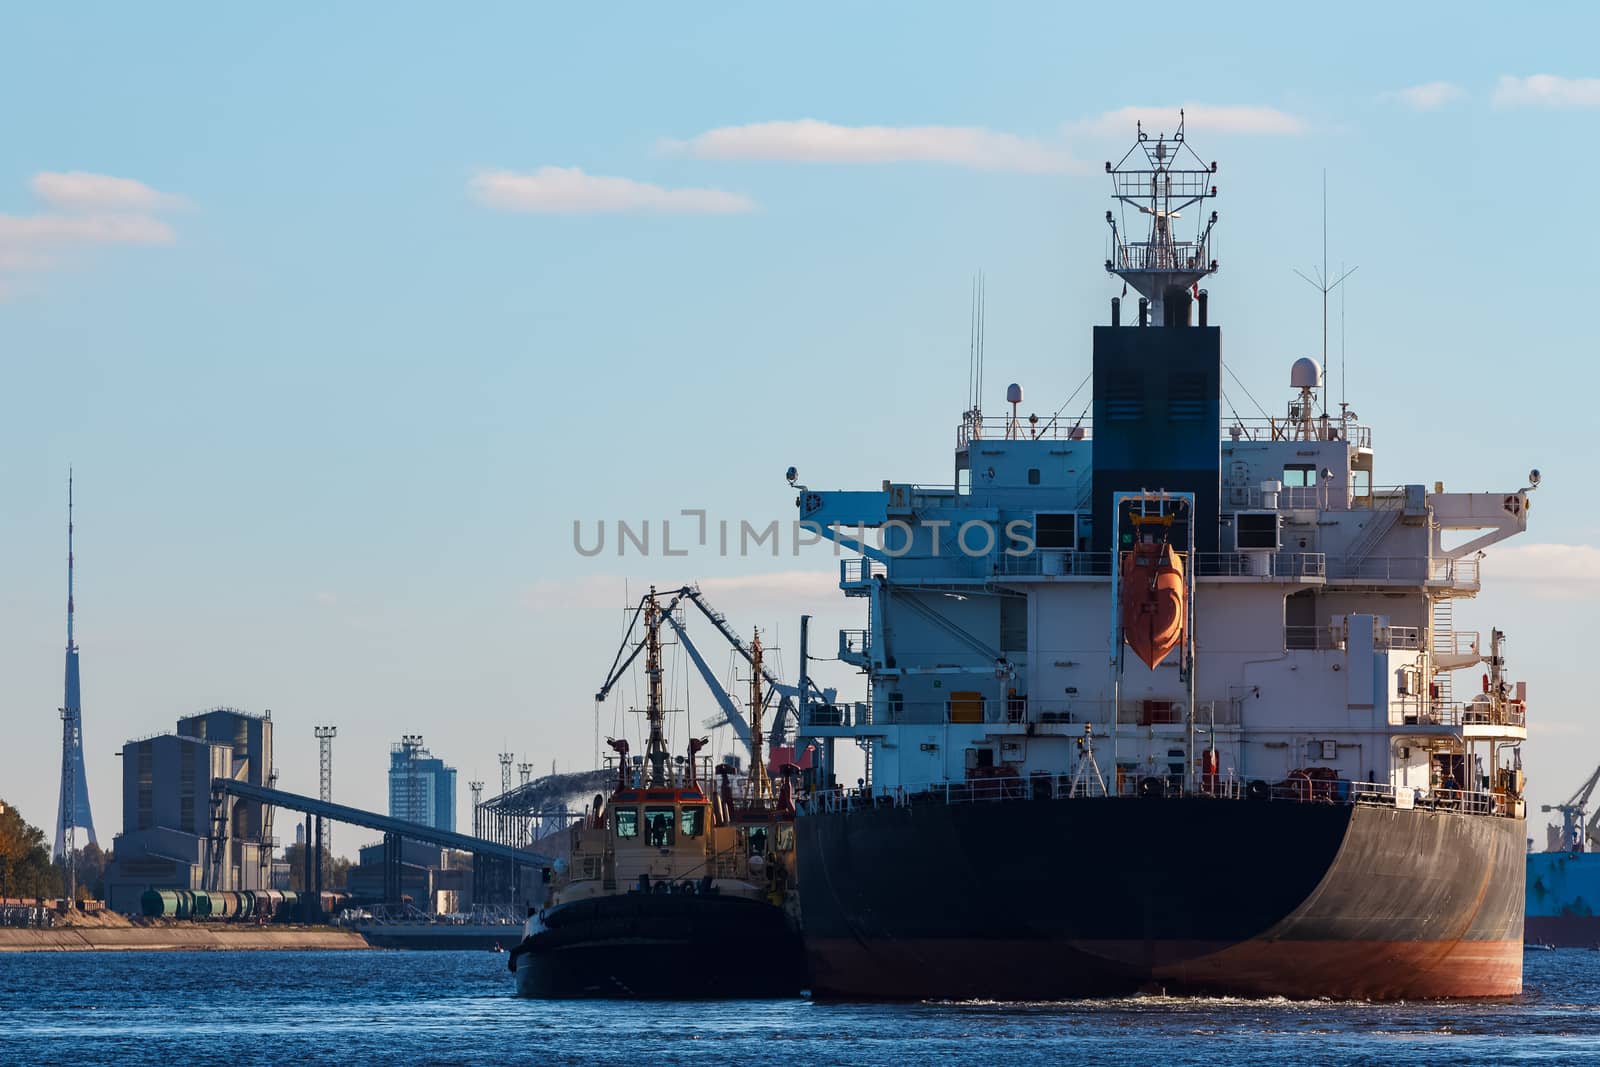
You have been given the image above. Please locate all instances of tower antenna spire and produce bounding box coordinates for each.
[67,468,75,651]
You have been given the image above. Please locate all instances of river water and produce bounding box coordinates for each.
[3,947,1598,1065]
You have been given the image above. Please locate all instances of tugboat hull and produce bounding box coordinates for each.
[510,892,804,998]
[798,796,1523,1000]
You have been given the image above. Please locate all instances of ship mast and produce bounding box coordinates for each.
[1104,110,1219,327]
[748,629,772,804]
[643,586,670,787]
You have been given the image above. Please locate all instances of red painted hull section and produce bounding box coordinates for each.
[808,937,1523,1000]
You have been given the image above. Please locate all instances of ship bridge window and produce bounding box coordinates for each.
[644,807,675,847]
[1351,468,1371,501]
[614,807,639,840]
[1282,463,1318,487]
[680,805,705,838]
[775,825,795,853]
[1035,513,1077,550]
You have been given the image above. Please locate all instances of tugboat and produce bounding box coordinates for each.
[509,589,804,997]
[785,115,1533,1000]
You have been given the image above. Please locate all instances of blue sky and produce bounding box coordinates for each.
[3,3,1598,851]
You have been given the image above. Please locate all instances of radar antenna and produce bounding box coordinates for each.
[1104,111,1219,327]
[1293,171,1357,415]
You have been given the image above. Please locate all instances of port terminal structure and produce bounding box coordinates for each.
[206,779,554,918]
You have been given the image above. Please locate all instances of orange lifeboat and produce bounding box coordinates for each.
[1120,541,1186,670]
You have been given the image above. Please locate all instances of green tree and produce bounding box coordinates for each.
[70,842,110,900]
[280,843,352,892]
[0,799,64,901]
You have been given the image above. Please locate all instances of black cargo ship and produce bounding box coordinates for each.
[785,116,1532,1000]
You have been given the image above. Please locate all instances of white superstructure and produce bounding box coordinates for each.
[792,119,1533,816]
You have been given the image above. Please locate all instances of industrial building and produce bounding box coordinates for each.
[345,838,474,913]
[387,740,457,832]
[102,707,286,913]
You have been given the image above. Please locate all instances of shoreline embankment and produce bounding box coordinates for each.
[0,925,369,952]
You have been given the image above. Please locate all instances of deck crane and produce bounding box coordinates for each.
[1542,765,1600,852]
[592,584,835,767]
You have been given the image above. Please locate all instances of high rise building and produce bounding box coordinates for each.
[387,741,457,832]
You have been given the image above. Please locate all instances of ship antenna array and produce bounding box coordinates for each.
[967,273,986,416]
[1292,170,1357,416]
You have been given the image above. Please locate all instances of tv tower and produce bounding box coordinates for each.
[55,470,98,889]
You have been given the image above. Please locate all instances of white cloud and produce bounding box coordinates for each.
[31,171,184,210]
[1383,81,1466,112]
[470,167,754,215]
[1070,104,1306,137]
[0,213,174,246]
[313,591,338,607]
[1492,74,1600,110]
[666,119,1086,174]
[0,171,182,295]
[1484,543,1600,599]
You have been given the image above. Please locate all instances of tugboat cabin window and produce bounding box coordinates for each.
[679,805,706,838]
[644,807,675,846]
[614,807,639,839]
[747,826,769,856]
[1282,463,1318,487]
[775,825,795,852]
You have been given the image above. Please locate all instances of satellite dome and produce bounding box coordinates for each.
[1006,383,1024,404]
[1290,357,1321,389]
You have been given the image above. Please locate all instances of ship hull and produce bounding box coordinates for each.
[798,795,1523,1000]
[510,891,804,998]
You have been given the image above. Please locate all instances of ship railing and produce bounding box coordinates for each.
[1431,556,1480,587]
[598,754,716,790]
[865,698,1253,728]
[1224,419,1372,448]
[993,551,1114,577]
[840,558,887,586]
[1284,623,1421,651]
[802,775,1514,819]
[1326,556,1431,583]
[1112,240,1210,273]
[1194,551,1326,579]
[957,416,1091,448]
[1390,699,1527,729]
[1388,625,1423,649]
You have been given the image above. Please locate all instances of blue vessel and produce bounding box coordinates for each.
[1526,770,1600,946]
[1527,853,1600,946]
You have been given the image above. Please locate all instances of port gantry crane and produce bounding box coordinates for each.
[1542,764,1600,853]
[592,584,836,765]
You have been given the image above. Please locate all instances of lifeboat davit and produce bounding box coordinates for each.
[1120,542,1186,670]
